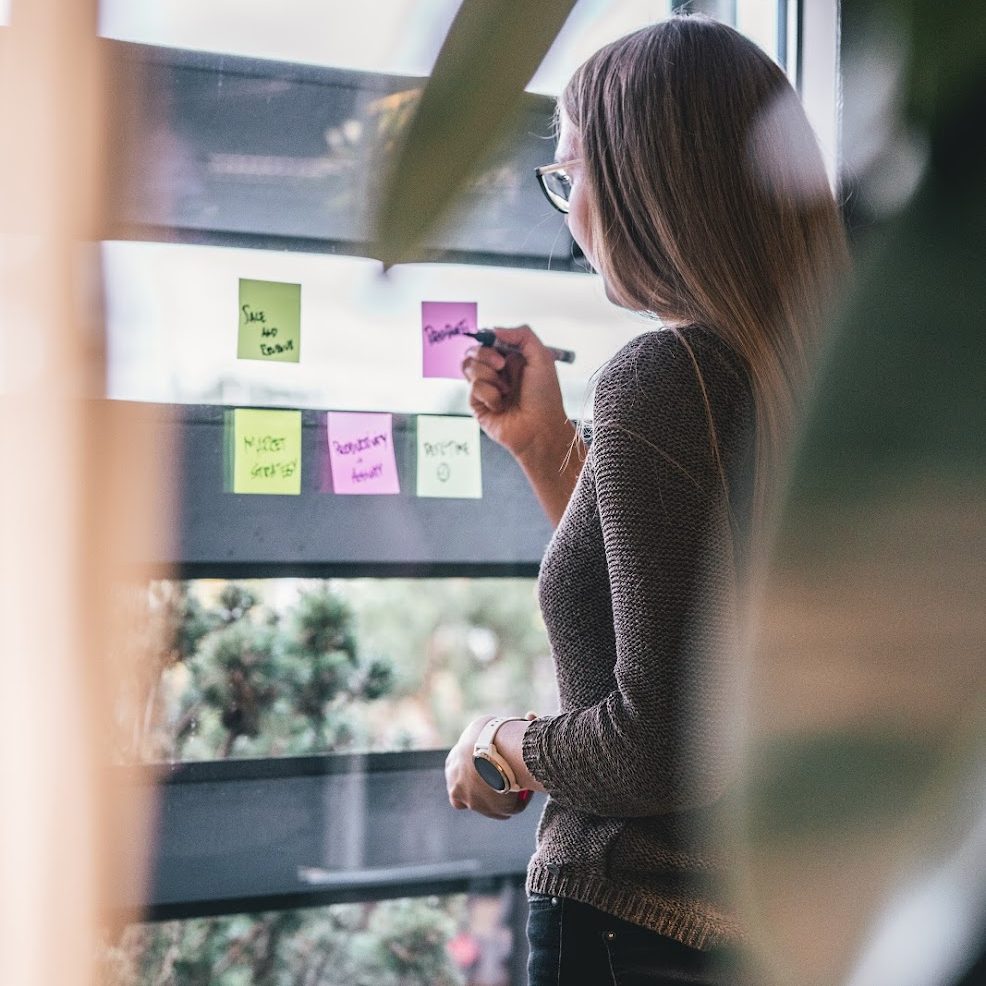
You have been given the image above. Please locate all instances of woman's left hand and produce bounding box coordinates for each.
[445,715,533,820]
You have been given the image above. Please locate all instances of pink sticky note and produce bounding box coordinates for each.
[421,301,477,379]
[327,412,401,495]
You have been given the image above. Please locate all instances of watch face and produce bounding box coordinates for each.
[473,754,508,792]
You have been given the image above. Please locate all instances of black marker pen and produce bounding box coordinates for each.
[465,329,576,364]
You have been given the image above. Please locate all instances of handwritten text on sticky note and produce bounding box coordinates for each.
[231,408,302,494]
[238,278,301,362]
[416,415,482,498]
[421,300,476,379]
[327,412,401,495]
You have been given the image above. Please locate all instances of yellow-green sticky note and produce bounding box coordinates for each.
[237,278,301,362]
[416,415,482,498]
[230,408,302,494]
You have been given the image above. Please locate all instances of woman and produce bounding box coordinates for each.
[444,14,848,985]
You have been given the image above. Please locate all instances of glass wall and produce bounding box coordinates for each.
[101,2,800,983]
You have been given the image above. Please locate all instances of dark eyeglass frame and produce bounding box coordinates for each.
[534,159,579,214]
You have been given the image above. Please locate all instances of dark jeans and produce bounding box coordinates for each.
[525,892,746,986]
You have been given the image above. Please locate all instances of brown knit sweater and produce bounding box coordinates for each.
[521,324,756,950]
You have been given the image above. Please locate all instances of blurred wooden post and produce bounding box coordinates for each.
[0,2,167,983]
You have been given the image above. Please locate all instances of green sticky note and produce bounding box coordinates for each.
[237,278,301,362]
[416,415,482,498]
[229,408,302,494]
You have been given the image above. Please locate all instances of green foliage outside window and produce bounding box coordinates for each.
[99,896,479,986]
[104,578,549,983]
[118,578,554,764]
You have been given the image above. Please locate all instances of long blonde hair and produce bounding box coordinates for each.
[560,15,849,544]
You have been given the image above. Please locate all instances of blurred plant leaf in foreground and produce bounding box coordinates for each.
[741,2,986,982]
[371,0,577,268]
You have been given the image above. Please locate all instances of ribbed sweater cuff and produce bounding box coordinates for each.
[521,714,561,796]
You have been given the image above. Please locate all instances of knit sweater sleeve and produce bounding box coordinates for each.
[521,329,752,818]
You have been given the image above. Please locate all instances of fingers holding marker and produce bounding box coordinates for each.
[462,354,509,391]
[463,344,507,372]
[462,349,514,413]
[469,380,505,413]
[464,369,509,409]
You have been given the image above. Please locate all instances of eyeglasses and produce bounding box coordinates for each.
[535,159,579,214]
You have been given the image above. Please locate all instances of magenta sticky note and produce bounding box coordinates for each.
[327,412,401,495]
[421,301,477,379]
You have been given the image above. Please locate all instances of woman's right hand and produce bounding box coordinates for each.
[461,325,568,463]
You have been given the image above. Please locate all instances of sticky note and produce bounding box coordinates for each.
[229,408,302,494]
[416,415,482,498]
[238,278,301,362]
[421,300,476,379]
[327,412,401,495]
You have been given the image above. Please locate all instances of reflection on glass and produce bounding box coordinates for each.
[107,51,574,262]
[114,579,557,764]
[100,889,520,986]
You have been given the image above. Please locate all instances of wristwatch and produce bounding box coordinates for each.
[472,716,530,793]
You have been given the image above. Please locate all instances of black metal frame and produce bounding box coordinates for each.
[109,223,572,274]
[120,402,555,579]
[117,749,542,920]
[117,750,539,982]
